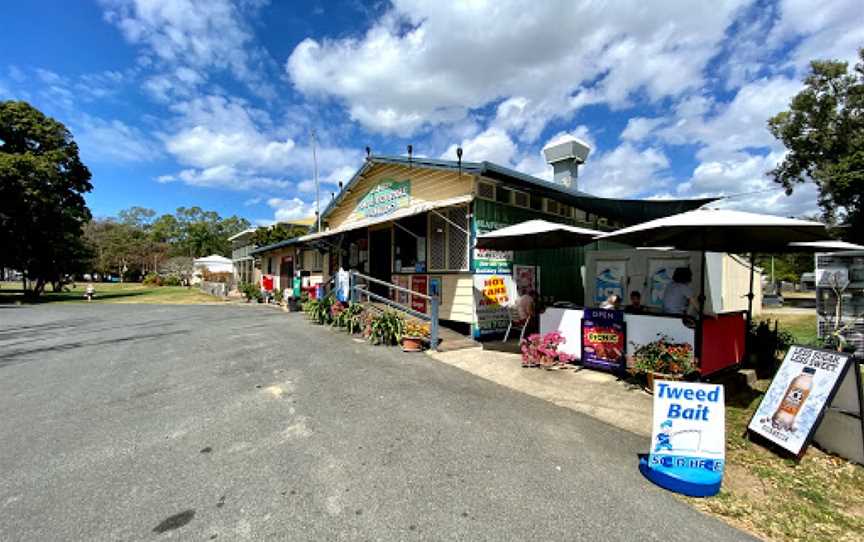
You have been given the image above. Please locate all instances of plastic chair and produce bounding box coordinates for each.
[503,305,531,343]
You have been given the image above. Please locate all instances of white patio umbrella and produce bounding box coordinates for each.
[788,240,864,251]
[475,219,604,251]
[597,208,829,361]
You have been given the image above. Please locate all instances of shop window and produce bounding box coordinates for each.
[477,180,496,201]
[530,193,543,211]
[447,208,469,270]
[429,206,469,272]
[573,208,587,222]
[394,214,427,272]
[545,199,560,215]
[266,257,273,275]
[496,186,512,204]
[513,190,529,208]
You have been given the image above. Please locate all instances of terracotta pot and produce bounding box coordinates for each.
[647,371,684,393]
[401,336,425,352]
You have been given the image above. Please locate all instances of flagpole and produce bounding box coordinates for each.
[311,128,320,232]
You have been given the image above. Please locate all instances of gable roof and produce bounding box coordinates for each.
[319,155,716,229]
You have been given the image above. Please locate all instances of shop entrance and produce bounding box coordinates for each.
[279,256,294,291]
[369,228,392,297]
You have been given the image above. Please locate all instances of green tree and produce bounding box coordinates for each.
[251,222,308,247]
[0,100,93,296]
[768,48,864,243]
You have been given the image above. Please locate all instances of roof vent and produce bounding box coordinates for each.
[542,136,591,192]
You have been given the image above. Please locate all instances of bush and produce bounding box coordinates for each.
[520,331,573,367]
[142,273,161,286]
[333,302,364,332]
[239,282,261,302]
[367,311,405,346]
[631,334,695,375]
[162,275,181,286]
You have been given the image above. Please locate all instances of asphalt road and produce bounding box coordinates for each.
[0,304,752,541]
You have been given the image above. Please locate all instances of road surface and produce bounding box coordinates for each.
[0,304,752,541]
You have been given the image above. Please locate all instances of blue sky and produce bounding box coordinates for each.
[2,0,862,225]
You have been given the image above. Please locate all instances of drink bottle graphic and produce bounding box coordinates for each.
[771,367,815,430]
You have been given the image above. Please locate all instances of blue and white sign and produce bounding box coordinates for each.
[640,381,725,497]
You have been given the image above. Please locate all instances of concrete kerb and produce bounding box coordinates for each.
[426,347,654,438]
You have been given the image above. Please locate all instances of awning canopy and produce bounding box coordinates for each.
[476,219,603,250]
[597,208,828,252]
[786,240,864,252]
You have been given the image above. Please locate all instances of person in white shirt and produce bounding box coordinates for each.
[662,267,695,315]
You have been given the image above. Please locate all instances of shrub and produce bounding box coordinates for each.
[202,270,233,283]
[239,282,262,302]
[142,273,161,286]
[520,331,573,367]
[404,320,430,339]
[162,275,181,286]
[631,334,695,375]
[368,311,405,346]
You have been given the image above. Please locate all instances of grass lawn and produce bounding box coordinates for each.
[0,281,227,305]
[689,385,864,542]
[760,309,819,345]
[686,307,864,541]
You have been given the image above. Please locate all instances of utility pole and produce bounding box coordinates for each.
[311,129,320,232]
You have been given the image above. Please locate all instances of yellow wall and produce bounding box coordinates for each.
[326,163,474,231]
[439,273,475,323]
[722,254,762,314]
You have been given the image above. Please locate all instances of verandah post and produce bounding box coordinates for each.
[430,297,439,352]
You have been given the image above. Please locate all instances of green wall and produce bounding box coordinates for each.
[472,199,590,304]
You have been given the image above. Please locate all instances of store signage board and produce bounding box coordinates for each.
[581,309,626,373]
[411,275,428,314]
[747,346,855,458]
[639,381,725,497]
[473,219,513,274]
[472,274,516,338]
[514,265,540,296]
[355,179,411,219]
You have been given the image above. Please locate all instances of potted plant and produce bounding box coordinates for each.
[519,331,573,368]
[401,320,430,352]
[631,334,696,392]
[368,311,405,346]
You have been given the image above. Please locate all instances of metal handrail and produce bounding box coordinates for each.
[351,271,432,300]
[348,270,439,351]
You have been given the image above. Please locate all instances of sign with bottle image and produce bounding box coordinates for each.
[747,346,854,456]
[640,381,725,497]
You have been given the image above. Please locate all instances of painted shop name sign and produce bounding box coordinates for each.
[356,179,411,218]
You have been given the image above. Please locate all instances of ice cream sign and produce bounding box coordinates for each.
[640,381,726,497]
[355,179,411,219]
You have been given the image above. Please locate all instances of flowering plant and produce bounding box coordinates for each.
[631,334,695,375]
[520,331,574,367]
[404,320,430,339]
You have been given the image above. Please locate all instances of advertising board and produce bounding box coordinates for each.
[581,309,626,373]
[641,381,725,497]
[747,346,853,457]
[472,274,516,338]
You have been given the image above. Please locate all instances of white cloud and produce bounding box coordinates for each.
[441,127,517,165]
[287,0,746,136]
[266,197,315,222]
[100,0,275,97]
[578,143,671,198]
[160,94,362,191]
[73,114,161,163]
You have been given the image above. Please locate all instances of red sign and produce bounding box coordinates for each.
[411,275,428,314]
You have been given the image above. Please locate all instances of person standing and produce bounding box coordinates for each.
[662,267,695,315]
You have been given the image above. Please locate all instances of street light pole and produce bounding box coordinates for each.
[311,128,320,232]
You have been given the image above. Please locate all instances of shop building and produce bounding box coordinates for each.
[251,138,711,337]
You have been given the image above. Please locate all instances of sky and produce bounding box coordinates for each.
[2,0,862,226]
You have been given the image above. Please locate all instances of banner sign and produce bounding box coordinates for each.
[813,358,864,465]
[473,219,513,274]
[472,274,516,338]
[411,274,428,314]
[514,264,539,296]
[748,345,853,457]
[581,309,626,373]
[642,381,725,497]
[595,260,626,303]
[355,179,411,219]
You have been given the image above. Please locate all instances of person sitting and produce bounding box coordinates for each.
[662,267,695,315]
[517,289,537,321]
[84,283,95,302]
[599,294,621,310]
[626,291,645,313]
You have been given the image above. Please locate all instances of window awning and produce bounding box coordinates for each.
[297,194,474,243]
